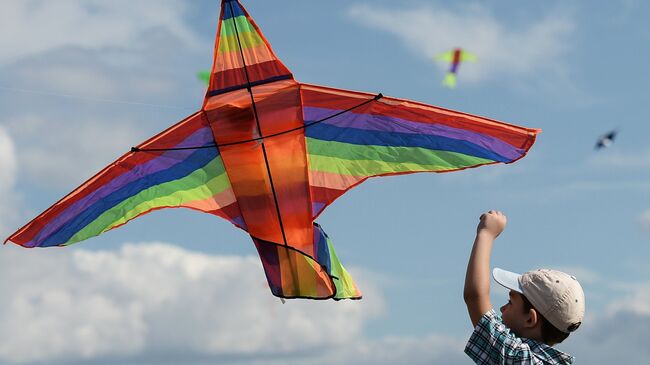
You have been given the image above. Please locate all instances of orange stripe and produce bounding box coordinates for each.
[215,42,277,73]
[181,188,237,212]
[308,170,365,190]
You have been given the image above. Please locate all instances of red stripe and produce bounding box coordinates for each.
[211,60,292,92]
[310,185,345,212]
[300,84,538,149]
[210,201,246,230]
[452,48,462,64]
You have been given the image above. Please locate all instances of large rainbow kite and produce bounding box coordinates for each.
[5,0,540,300]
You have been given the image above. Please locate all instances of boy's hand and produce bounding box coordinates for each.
[465,210,506,326]
[477,210,507,239]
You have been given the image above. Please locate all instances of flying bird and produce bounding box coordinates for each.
[435,48,477,88]
[595,130,617,150]
[5,0,540,300]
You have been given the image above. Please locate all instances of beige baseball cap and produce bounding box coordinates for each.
[493,268,585,333]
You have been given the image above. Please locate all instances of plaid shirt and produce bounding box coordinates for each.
[465,309,574,365]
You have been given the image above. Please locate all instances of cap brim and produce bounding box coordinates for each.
[493,268,523,293]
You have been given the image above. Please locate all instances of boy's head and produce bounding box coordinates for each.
[493,268,585,345]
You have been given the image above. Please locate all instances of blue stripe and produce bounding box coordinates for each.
[305,123,510,163]
[41,146,220,247]
[223,1,245,20]
[207,74,293,97]
[312,202,325,217]
[313,223,332,275]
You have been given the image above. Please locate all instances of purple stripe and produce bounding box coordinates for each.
[33,126,216,245]
[312,202,326,217]
[232,216,247,229]
[303,106,522,161]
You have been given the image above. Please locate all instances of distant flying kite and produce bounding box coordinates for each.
[595,130,617,150]
[5,0,540,300]
[197,70,211,86]
[435,48,477,88]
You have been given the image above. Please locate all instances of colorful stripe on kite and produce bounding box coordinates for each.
[207,0,293,96]
[7,113,243,248]
[254,223,361,299]
[300,84,538,218]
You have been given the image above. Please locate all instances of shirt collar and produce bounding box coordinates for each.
[522,338,574,365]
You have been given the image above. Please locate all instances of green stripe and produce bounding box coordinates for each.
[306,138,493,176]
[325,238,359,299]
[218,18,264,53]
[65,157,230,245]
[220,15,256,36]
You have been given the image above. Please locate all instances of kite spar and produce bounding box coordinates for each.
[5,0,540,300]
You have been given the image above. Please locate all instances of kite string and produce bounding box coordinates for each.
[131,92,383,152]
[0,85,195,111]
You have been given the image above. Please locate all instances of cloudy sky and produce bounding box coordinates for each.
[1,0,650,364]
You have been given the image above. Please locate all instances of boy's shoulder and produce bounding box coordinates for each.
[465,310,574,365]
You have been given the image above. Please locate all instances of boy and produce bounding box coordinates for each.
[463,210,585,365]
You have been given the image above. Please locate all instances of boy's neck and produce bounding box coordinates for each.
[515,327,548,345]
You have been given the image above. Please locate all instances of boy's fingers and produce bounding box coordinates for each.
[481,210,507,220]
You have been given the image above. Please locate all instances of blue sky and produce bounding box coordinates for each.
[1,0,650,364]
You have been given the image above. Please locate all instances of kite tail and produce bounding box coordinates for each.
[252,223,362,300]
[442,72,457,88]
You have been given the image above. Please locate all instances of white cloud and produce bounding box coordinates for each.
[0,1,204,191]
[0,0,200,65]
[605,282,650,316]
[347,4,573,85]
[554,266,600,285]
[565,280,650,363]
[3,242,650,364]
[0,126,16,192]
[640,210,650,231]
[6,115,146,188]
[589,149,650,169]
[0,127,20,237]
[0,243,388,364]
[16,63,120,100]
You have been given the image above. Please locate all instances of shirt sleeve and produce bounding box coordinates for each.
[464,309,537,365]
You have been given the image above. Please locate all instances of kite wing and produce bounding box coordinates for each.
[434,50,455,62]
[435,49,477,63]
[301,83,539,218]
[460,51,478,62]
[5,112,244,248]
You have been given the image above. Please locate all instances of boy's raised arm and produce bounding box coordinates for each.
[463,210,507,327]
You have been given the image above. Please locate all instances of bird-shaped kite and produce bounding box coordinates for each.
[435,48,477,88]
[5,0,540,300]
[595,130,617,150]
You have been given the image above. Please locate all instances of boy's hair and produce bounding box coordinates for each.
[520,294,569,345]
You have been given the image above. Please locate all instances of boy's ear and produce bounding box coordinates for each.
[525,308,539,329]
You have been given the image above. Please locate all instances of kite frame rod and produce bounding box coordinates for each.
[131,93,383,153]
[226,0,289,249]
